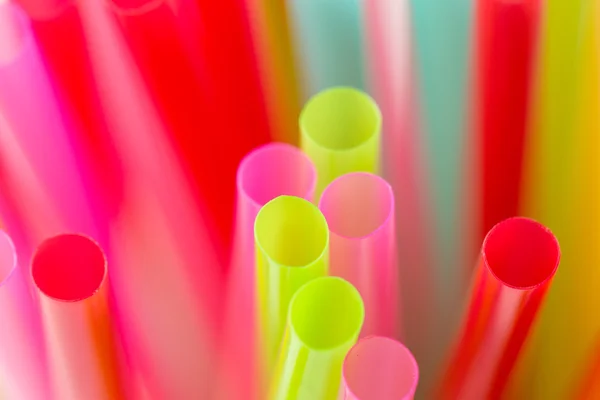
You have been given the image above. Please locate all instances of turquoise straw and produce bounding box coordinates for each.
[288,0,366,99]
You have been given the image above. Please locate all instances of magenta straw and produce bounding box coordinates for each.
[319,172,399,337]
[342,336,419,400]
[0,1,96,239]
[0,230,50,400]
[218,143,316,399]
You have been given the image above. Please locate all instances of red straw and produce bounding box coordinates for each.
[437,217,560,399]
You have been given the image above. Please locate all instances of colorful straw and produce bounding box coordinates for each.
[270,277,364,400]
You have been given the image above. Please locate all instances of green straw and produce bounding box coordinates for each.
[270,277,364,400]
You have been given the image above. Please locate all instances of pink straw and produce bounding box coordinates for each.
[219,142,316,399]
[319,172,398,337]
[342,336,419,400]
[0,230,50,400]
[32,234,123,400]
[437,217,560,399]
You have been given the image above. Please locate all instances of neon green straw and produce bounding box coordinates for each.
[255,196,329,379]
[270,277,364,400]
[300,87,381,199]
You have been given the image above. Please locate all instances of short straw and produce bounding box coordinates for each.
[255,196,329,376]
[342,336,419,400]
[287,0,366,99]
[32,234,123,400]
[270,277,364,400]
[319,172,398,338]
[0,1,97,238]
[300,87,382,199]
[0,231,50,400]
[475,0,539,243]
[437,217,560,399]
[219,143,316,399]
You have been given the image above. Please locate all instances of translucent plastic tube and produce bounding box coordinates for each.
[342,336,419,400]
[287,0,366,99]
[32,234,123,400]
[300,87,381,199]
[319,172,398,337]
[219,144,316,399]
[437,218,560,399]
[270,277,364,400]
[255,196,329,375]
[0,231,50,400]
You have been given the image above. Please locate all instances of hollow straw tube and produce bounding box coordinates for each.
[32,234,123,400]
[575,337,600,399]
[300,87,382,199]
[287,0,366,99]
[319,172,398,337]
[0,231,50,400]
[219,144,316,399]
[0,2,96,238]
[436,218,560,399]
[270,277,364,400]
[255,196,329,376]
[342,336,419,400]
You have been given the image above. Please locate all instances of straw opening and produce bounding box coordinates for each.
[238,143,316,207]
[255,196,328,267]
[343,336,419,400]
[483,217,560,289]
[32,234,107,302]
[290,277,364,350]
[320,172,393,238]
[0,231,16,286]
[300,87,381,151]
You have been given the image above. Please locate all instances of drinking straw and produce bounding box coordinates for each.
[269,277,364,400]
[219,143,316,399]
[575,338,600,399]
[505,1,599,398]
[300,87,381,199]
[475,0,539,243]
[287,0,366,99]
[319,172,398,338]
[0,1,97,238]
[245,0,301,143]
[32,234,123,400]
[0,231,50,400]
[342,336,419,400]
[255,196,329,376]
[436,217,560,399]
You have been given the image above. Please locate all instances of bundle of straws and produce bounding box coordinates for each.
[0,0,598,398]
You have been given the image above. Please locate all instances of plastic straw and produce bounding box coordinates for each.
[300,87,381,199]
[0,231,50,400]
[475,0,539,242]
[32,234,123,400]
[319,172,398,337]
[287,0,366,99]
[270,277,364,400]
[219,143,316,399]
[255,195,329,376]
[437,217,560,399]
[0,1,96,238]
[342,336,419,400]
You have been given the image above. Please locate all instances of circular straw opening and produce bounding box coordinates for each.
[300,87,381,151]
[238,143,316,207]
[32,234,107,302]
[255,196,328,267]
[319,173,393,238]
[483,217,560,289]
[0,231,17,287]
[343,336,419,400]
[290,277,364,350]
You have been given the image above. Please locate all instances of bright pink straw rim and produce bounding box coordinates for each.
[343,336,419,400]
[0,230,17,288]
[237,142,317,208]
[319,172,394,240]
[482,217,560,290]
[32,234,107,302]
